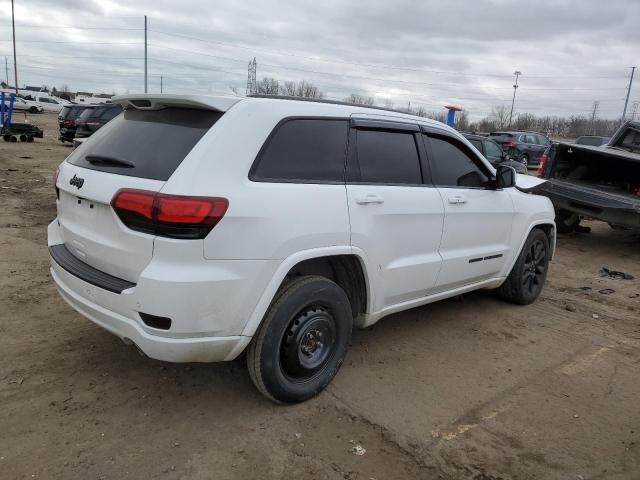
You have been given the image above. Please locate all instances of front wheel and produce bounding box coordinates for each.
[247,275,353,404]
[29,106,38,113]
[497,229,550,305]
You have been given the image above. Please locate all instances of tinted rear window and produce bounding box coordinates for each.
[490,133,514,143]
[77,108,95,121]
[252,119,348,182]
[67,107,222,180]
[59,106,71,119]
[355,129,422,185]
[576,136,607,146]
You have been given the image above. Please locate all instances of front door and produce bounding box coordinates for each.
[423,132,515,291]
[346,118,445,313]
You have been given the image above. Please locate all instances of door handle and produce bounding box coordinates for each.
[355,194,385,205]
[447,194,467,205]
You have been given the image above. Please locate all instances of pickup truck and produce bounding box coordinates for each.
[536,120,640,233]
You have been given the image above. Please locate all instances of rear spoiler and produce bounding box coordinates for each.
[112,94,242,112]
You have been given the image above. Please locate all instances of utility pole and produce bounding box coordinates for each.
[11,0,18,93]
[5,56,8,86]
[160,75,163,94]
[144,15,148,93]
[508,71,521,128]
[590,101,599,134]
[621,66,636,123]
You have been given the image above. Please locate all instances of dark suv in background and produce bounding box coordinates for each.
[489,131,551,167]
[58,105,94,142]
[74,104,122,139]
[463,134,527,174]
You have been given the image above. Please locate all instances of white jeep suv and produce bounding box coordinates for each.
[49,94,555,403]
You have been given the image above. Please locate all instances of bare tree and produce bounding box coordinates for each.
[344,94,374,106]
[282,81,297,96]
[256,77,280,95]
[294,80,323,99]
[489,105,510,130]
[455,110,470,131]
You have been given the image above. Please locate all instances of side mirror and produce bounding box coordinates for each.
[495,165,516,189]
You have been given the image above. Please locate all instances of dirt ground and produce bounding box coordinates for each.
[1,113,639,480]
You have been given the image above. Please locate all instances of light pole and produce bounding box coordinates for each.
[11,0,18,94]
[508,71,521,128]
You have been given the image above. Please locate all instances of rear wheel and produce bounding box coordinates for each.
[498,228,550,305]
[519,153,529,168]
[29,106,38,113]
[247,275,353,404]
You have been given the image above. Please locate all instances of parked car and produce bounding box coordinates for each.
[23,94,64,113]
[536,120,640,232]
[3,96,43,113]
[58,105,93,143]
[49,94,555,403]
[489,131,551,167]
[574,135,610,147]
[464,134,527,174]
[73,104,122,138]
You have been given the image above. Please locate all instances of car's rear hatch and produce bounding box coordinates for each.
[55,95,238,283]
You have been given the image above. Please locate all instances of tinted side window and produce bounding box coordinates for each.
[483,140,504,162]
[355,130,422,184]
[469,139,483,152]
[427,135,490,188]
[253,119,348,182]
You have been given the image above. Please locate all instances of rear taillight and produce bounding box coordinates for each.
[85,121,100,127]
[111,189,228,239]
[63,119,73,127]
[507,139,518,149]
[537,151,548,177]
[53,166,60,199]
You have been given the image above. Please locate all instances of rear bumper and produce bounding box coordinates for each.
[51,266,249,362]
[538,180,640,229]
[47,220,277,362]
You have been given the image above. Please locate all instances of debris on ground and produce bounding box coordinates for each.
[600,267,635,280]
[350,444,367,456]
[598,289,615,295]
[592,314,600,319]
[565,304,577,312]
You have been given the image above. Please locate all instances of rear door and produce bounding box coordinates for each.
[55,107,223,282]
[346,118,444,312]
[424,131,514,290]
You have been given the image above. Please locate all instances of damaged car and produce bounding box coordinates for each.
[536,120,640,232]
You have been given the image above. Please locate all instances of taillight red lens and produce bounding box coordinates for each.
[111,189,228,239]
[54,166,60,198]
[112,189,154,220]
[64,119,73,127]
[507,139,518,148]
[156,195,228,225]
[537,152,548,177]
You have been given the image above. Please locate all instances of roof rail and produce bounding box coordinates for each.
[248,94,430,118]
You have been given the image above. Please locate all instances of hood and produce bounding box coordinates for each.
[515,174,548,192]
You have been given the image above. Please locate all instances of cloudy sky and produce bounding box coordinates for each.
[1,0,638,120]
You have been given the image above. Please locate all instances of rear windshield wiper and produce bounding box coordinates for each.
[85,155,135,168]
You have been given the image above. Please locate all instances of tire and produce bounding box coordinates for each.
[556,209,580,234]
[519,153,529,168]
[29,106,38,113]
[247,275,353,404]
[498,228,550,305]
